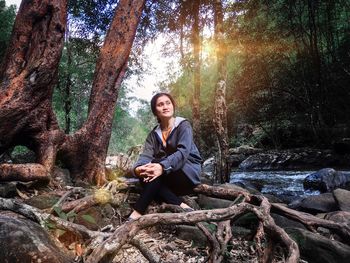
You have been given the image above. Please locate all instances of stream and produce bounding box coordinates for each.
[230,170,320,203]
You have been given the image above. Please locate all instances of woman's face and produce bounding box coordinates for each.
[155,95,174,120]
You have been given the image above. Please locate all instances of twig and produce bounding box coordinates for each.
[131,236,160,263]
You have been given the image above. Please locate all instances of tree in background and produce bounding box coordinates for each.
[0,0,145,185]
[0,0,16,62]
[213,0,230,183]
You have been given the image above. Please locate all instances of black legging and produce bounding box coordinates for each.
[134,170,195,214]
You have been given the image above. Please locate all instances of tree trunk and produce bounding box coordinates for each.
[212,0,230,183]
[63,22,72,134]
[58,0,145,185]
[0,0,145,185]
[191,0,201,149]
[0,0,67,181]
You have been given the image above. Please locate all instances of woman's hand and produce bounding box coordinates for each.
[135,163,163,183]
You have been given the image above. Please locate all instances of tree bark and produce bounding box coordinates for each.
[58,0,145,185]
[0,0,67,181]
[212,0,230,183]
[0,0,145,185]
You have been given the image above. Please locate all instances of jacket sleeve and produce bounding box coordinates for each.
[131,132,155,176]
[159,121,193,173]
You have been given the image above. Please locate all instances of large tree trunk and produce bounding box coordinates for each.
[0,0,145,185]
[58,0,145,185]
[212,0,230,183]
[0,0,67,182]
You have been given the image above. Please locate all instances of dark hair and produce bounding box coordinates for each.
[150,93,176,117]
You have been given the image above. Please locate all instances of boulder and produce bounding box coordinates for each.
[333,188,350,212]
[202,156,215,180]
[197,195,234,209]
[288,193,338,214]
[271,213,306,230]
[24,194,60,209]
[286,227,350,263]
[324,211,350,226]
[239,153,279,170]
[0,212,73,262]
[303,168,350,193]
[229,145,262,167]
[238,148,341,170]
[106,145,143,177]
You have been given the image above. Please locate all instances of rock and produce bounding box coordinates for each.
[229,145,262,167]
[288,193,338,214]
[271,213,306,230]
[76,205,116,231]
[303,168,350,193]
[175,225,208,247]
[286,227,350,263]
[25,194,60,209]
[333,188,350,212]
[0,212,73,262]
[202,157,215,180]
[324,211,350,226]
[238,148,342,170]
[239,153,282,170]
[229,145,263,155]
[0,182,17,197]
[197,195,235,209]
[106,145,143,177]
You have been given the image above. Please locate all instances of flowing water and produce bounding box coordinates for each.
[230,170,320,202]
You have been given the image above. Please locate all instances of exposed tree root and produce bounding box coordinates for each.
[0,197,108,240]
[130,236,161,263]
[0,163,50,182]
[85,196,298,263]
[4,184,350,263]
[272,203,350,245]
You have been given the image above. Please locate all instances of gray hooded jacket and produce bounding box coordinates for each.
[133,117,202,185]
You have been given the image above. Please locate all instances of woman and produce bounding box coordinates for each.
[129,93,202,220]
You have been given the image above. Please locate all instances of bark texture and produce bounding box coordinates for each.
[0,0,145,185]
[212,0,230,183]
[58,0,145,185]
[0,0,67,181]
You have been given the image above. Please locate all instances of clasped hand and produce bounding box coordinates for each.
[135,163,163,183]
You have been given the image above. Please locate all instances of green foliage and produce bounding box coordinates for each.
[168,0,349,151]
[53,206,77,222]
[0,0,16,62]
[12,145,30,155]
[81,214,96,224]
[108,95,154,154]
